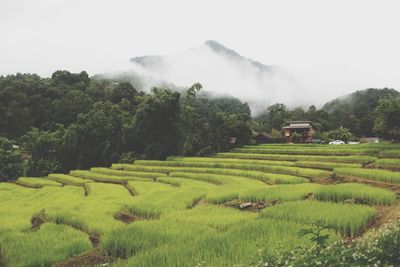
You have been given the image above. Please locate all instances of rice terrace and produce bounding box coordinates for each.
[2,143,400,266]
[2,1,400,266]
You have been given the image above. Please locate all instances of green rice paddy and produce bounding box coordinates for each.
[1,143,399,266]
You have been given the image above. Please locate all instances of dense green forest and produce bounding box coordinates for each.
[0,71,252,180]
[1,71,400,181]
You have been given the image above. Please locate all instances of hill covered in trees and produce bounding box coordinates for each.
[0,71,251,180]
[254,88,400,142]
[322,88,400,136]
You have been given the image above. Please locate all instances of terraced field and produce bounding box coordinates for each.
[1,143,400,266]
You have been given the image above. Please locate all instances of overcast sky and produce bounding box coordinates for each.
[1,0,399,105]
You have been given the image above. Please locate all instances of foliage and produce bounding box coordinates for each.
[20,127,64,176]
[270,128,284,143]
[0,71,252,173]
[134,88,181,159]
[374,96,400,141]
[326,127,354,142]
[322,88,400,136]
[0,137,24,181]
[180,84,252,156]
[298,221,331,256]
[261,221,400,266]
[291,132,301,143]
[266,103,289,129]
[254,88,400,139]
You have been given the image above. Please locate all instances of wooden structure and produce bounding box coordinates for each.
[255,132,273,144]
[282,121,316,144]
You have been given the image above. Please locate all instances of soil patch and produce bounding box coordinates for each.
[190,198,207,208]
[52,249,112,267]
[224,199,273,211]
[114,211,145,224]
[31,209,47,231]
[311,174,346,185]
[370,203,400,229]
[89,234,100,247]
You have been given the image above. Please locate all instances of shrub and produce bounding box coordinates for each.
[260,221,400,266]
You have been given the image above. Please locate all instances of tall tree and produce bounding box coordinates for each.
[267,103,289,130]
[374,97,400,141]
[134,88,182,159]
[0,137,23,181]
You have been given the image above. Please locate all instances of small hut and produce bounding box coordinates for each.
[255,132,273,144]
[282,121,316,144]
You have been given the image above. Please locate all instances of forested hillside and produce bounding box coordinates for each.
[323,88,400,136]
[254,88,400,142]
[0,71,251,180]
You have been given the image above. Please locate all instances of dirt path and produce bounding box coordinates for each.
[113,211,145,224]
[372,203,400,229]
[52,248,112,267]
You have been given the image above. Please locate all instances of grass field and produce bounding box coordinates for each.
[1,143,399,266]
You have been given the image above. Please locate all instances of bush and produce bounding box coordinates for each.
[260,221,400,266]
[0,137,24,181]
[326,127,354,142]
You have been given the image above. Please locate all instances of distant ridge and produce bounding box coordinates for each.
[130,40,275,73]
[203,40,274,72]
[127,40,304,113]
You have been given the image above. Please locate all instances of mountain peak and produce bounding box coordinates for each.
[204,40,241,58]
[204,40,274,73]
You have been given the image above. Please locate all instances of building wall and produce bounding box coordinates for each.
[284,126,316,143]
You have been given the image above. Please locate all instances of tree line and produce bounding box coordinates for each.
[0,71,251,180]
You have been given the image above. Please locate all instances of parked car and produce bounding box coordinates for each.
[329,140,345,145]
[308,139,325,144]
